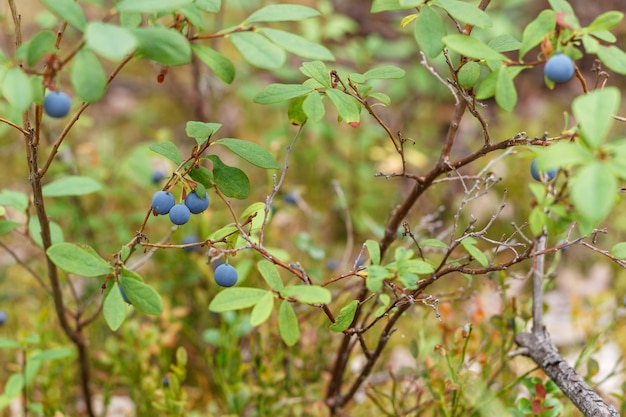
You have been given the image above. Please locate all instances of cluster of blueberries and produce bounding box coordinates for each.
[151,190,209,225]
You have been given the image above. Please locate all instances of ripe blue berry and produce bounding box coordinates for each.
[119,286,131,305]
[169,204,191,225]
[214,263,238,287]
[151,170,165,184]
[530,159,557,182]
[0,310,7,325]
[163,376,170,387]
[151,191,175,215]
[43,91,72,118]
[544,54,574,83]
[182,234,201,253]
[184,191,209,214]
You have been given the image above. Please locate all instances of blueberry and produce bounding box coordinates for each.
[151,170,165,184]
[151,191,175,215]
[184,191,209,214]
[544,54,574,83]
[169,204,191,225]
[214,264,238,287]
[182,234,201,253]
[43,91,72,118]
[283,192,298,205]
[162,376,169,387]
[0,310,7,325]
[119,286,131,305]
[530,159,557,182]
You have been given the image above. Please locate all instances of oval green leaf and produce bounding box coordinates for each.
[71,49,106,103]
[103,283,128,331]
[245,5,320,23]
[572,87,620,149]
[278,301,300,346]
[132,27,191,66]
[119,273,163,315]
[253,83,313,105]
[214,138,280,169]
[302,92,325,122]
[191,44,235,84]
[325,89,360,124]
[208,155,250,199]
[116,0,192,13]
[149,142,182,165]
[86,22,137,61]
[258,260,284,290]
[414,6,446,58]
[443,34,508,61]
[250,291,274,326]
[571,162,617,223]
[46,242,113,277]
[42,176,102,197]
[329,300,358,332]
[3,68,33,112]
[261,28,334,61]
[209,287,268,312]
[433,0,491,28]
[280,285,331,304]
[41,0,86,31]
[230,31,286,70]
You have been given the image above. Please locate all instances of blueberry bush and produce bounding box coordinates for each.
[1,0,626,416]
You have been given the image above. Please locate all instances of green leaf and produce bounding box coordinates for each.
[189,166,213,188]
[495,67,517,112]
[610,242,626,259]
[213,138,279,170]
[71,49,106,103]
[461,237,489,267]
[191,44,235,84]
[363,65,405,80]
[29,217,64,248]
[329,300,358,332]
[414,6,446,58]
[278,301,300,346]
[0,220,20,235]
[24,31,57,67]
[119,272,163,315]
[42,176,102,197]
[571,162,617,223]
[261,28,334,61]
[371,0,410,13]
[488,35,521,53]
[325,89,360,124]
[280,285,331,304]
[366,265,393,292]
[302,92,325,122]
[4,374,24,398]
[597,45,626,75]
[535,142,594,169]
[132,27,191,66]
[103,283,127,330]
[196,0,221,13]
[367,92,390,105]
[258,260,283,290]
[0,337,21,348]
[548,0,579,27]
[185,121,221,141]
[41,0,86,31]
[3,68,33,112]
[250,291,274,326]
[253,83,313,105]
[443,35,508,61]
[208,155,250,199]
[0,190,28,211]
[300,61,331,88]
[458,62,481,88]
[245,5,320,23]
[149,142,182,165]
[288,95,308,126]
[433,0,492,28]
[572,87,620,148]
[85,22,137,61]
[475,68,497,99]
[421,238,448,248]
[366,239,380,265]
[209,287,268,312]
[230,31,286,70]
[519,10,555,60]
[116,0,192,13]
[46,242,113,277]
[587,11,623,32]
